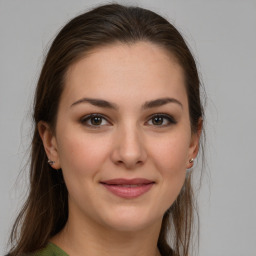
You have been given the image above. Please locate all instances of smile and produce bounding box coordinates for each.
[100,178,155,199]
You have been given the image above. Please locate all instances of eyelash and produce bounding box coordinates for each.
[80,113,177,128]
[80,114,110,128]
[147,113,177,127]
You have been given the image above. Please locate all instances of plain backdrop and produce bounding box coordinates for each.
[1,0,256,255]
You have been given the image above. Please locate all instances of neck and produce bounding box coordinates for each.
[51,208,162,256]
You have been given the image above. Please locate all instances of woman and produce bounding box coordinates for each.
[8,3,204,256]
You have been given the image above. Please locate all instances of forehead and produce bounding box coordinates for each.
[62,41,187,109]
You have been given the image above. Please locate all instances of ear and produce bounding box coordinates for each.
[187,118,203,169]
[38,121,61,169]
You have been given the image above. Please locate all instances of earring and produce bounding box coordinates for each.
[189,158,194,163]
[48,159,55,166]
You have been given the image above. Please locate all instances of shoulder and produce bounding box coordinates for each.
[34,243,68,256]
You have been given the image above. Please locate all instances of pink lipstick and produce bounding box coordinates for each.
[100,178,154,199]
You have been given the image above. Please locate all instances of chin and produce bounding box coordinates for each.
[98,206,162,233]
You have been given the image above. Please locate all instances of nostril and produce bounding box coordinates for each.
[116,160,123,165]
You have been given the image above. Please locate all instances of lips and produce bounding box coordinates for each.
[100,178,155,199]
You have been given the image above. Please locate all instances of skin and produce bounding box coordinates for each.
[39,41,200,256]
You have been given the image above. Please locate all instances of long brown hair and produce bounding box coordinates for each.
[8,3,204,256]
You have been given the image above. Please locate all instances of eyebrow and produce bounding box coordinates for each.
[70,97,183,110]
[142,97,183,109]
[70,98,119,110]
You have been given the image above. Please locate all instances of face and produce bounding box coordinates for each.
[40,42,199,233]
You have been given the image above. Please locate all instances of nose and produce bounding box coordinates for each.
[110,124,147,169]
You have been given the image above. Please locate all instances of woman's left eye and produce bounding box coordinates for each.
[146,114,176,127]
[80,114,110,127]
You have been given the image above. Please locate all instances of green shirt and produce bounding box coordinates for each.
[34,243,68,256]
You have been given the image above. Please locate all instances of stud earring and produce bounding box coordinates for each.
[48,159,55,165]
[189,158,194,163]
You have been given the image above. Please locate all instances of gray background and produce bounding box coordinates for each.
[1,0,256,255]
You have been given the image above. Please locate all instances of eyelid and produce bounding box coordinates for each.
[80,113,111,128]
[146,113,177,126]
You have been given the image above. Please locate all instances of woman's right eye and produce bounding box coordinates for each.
[80,114,110,128]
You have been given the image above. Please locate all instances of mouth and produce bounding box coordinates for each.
[100,178,155,199]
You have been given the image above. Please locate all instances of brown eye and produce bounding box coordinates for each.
[152,116,164,125]
[91,116,102,125]
[81,114,110,128]
[147,114,176,127]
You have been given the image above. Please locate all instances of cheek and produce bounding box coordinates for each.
[148,132,190,208]
[56,132,112,211]
[57,131,111,178]
[150,132,190,173]
[157,138,188,184]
